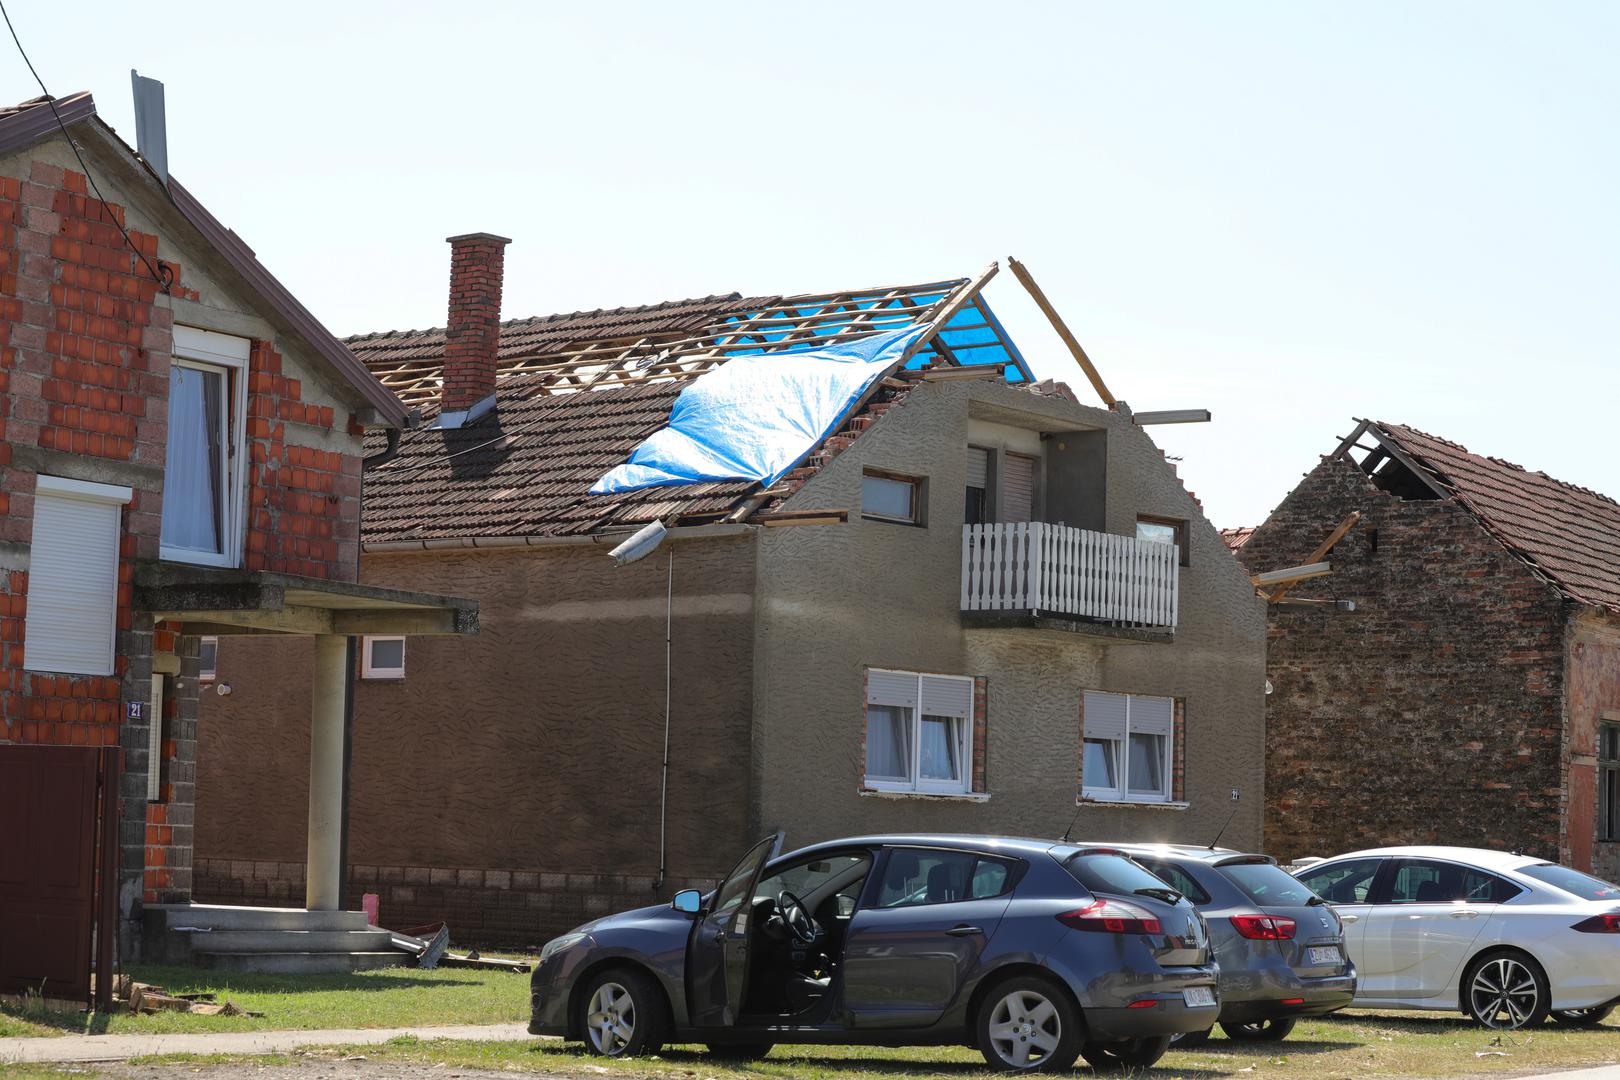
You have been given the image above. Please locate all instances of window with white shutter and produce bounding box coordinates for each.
[24,476,131,676]
[1082,690,1175,803]
[865,668,976,795]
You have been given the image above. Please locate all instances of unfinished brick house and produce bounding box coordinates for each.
[1236,419,1620,879]
[196,242,1268,944]
[0,91,472,975]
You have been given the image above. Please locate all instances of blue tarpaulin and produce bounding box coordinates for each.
[590,323,928,495]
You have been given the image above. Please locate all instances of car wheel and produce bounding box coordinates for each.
[1169,1026,1213,1047]
[1551,1006,1615,1028]
[1221,1017,1296,1041]
[1464,949,1550,1030]
[704,1043,775,1059]
[1080,1035,1173,1071]
[975,975,1083,1072]
[578,967,667,1057]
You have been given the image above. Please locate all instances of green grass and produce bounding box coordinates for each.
[135,1010,1620,1080]
[0,963,529,1038]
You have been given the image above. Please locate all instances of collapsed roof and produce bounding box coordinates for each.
[1338,419,1620,614]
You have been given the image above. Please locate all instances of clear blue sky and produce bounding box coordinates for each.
[13,1,1618,528]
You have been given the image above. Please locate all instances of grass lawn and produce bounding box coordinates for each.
[127,1010,1620,1080]
[0,962,530,1039]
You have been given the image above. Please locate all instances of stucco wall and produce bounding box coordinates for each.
[196,537,756,940]
[751,380,1267,851]
[1240,456,1569,864]
[1567,610,1620,879]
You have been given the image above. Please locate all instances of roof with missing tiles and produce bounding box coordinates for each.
[1363,421,1620,614]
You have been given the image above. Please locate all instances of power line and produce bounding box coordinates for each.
[0,0,171,293]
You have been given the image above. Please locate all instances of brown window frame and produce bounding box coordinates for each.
[862,468,926,526]
[1136,514,1190,566]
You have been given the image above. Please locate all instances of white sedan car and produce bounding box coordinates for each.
[1292,846,1620,1029]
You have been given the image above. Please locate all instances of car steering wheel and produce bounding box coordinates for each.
[777,890,817,947]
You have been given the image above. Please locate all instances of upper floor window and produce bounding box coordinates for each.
[1136,515,1190,566]
[862,469,924,525]
[965,447,991,525]
[161,327,248,567]
[24,475,131,676]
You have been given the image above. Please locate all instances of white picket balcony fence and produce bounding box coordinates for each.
[961,522,1180,629]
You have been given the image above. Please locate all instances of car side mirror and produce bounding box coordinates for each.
[672,889,702,914]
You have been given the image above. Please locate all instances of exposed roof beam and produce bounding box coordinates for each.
[1134,409,1212,426]
[1251,561,1331,587]
[1006,256,1116,406]
[1266,511,1361,603]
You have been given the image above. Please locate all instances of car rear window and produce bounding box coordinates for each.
[1219,859,1320,906]
[1519,864,1620,901]
[1064,853,1177,897]
[1136,859,1213,905]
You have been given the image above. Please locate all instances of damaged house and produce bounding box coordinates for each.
[1236,420,1620,878]
[195,238,1267,943]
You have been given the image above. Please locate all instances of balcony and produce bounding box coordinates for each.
[960,522,1179,639]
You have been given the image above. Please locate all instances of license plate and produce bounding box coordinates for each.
[1183,986,1216,1008]
[1308,945,1340,965]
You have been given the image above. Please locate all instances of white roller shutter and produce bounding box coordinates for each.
[920,674,973,718]
[1003,453,1035,523]
[1129,695,1174,737]
[1082,690,1128,740]
[867,669,919,708]
[25,476,130,676]
[965,447,990,489]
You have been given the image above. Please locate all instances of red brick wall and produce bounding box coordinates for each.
[1239,456,1569,863]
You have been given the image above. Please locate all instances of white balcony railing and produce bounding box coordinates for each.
[961,522,1180,629]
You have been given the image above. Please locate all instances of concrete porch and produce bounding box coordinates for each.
[143,903,405,974]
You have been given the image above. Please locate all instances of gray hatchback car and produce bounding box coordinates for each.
[529,833,1220,1072]
[1104,843,1357,1044]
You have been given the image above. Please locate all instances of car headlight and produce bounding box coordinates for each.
[539,932,586,963]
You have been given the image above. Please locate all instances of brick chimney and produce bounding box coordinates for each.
[441,232,511,413]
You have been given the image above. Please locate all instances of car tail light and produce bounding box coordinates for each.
[1280,998,1305,1006]
[1572,914,1620,933]
[1230,914,1297,940]
[1057,898,1163,935]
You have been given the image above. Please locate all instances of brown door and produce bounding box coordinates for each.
[0,745,102,1001]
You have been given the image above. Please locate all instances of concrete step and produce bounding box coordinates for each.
[195,951,406,975]
[189,929,398,954]
[157,904,372,933]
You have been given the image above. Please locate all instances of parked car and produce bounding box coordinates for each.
[1291,846,1620,1029]
[1101,843,1356,1044]
[529,833,1221,1072]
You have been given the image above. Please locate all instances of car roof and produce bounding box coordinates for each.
[1085,841,1250,863]
[778,833,1069,862]
[1305,846,1550,872]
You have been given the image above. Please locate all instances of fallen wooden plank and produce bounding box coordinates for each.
[440,952,531,973]
[1250,561,1331,587]
[1007,257,1116,406]
[756,509,849,527]
[915,364,1005,381]
[1267,511,1361,603]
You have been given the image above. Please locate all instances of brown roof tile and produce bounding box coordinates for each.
[1374,421,1620,613]
[1220,526,1255,550]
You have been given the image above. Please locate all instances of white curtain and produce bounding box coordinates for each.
[161,365,223,553]
[918,715,961,782]
[865,705,911,781]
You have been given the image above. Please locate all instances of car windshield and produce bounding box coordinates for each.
[1519,863,1620,901]
[1064,852,1178,897]
[1220,859,1320,906]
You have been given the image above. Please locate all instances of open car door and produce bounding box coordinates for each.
[686,832,783,1027]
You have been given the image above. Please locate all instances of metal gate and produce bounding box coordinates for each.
[0,745,121,1007]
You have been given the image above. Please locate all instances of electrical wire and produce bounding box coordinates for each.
[0,0,172,292]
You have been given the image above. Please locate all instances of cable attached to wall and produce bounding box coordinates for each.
[652,547,673,893]
[0,0,172,293]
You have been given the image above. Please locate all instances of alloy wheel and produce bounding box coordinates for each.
[587,981,636,1055]
[987,988,1063,1068]
[1469,956,1540,1029]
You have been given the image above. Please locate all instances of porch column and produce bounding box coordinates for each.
[306,634,348,910]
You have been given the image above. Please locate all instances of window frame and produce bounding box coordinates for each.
[861,468,925,526]
[361,635,407,680]
[198,635,219,683]
[1081,690,1175,804]
[1602,720,1620,844]
[160,326,249,569]
[24,474,132,677]
[1136,514,1190,566]
[864,668,975,796]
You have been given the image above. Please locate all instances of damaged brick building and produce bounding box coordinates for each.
[1236,420,1620,878]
